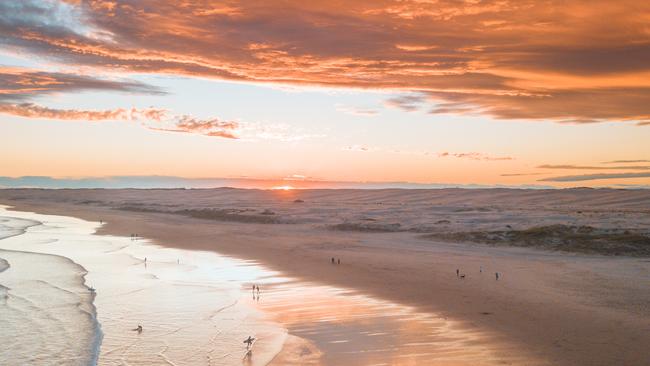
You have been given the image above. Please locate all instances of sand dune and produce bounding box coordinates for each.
[3,188,650,255]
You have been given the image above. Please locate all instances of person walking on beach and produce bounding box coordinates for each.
[244,336,255,349]
[495,272,499,280]
[456,269,459,277]
[331,257,335,264]
[337,259,340,265]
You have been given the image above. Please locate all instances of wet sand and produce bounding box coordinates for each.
[258,281,532,365]
[1,188,649,365]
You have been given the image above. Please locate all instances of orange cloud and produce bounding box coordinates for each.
[0,67,243,138]
[1,1,650,123]
[0,67,162,102]
[0,102,165,121]
[0,101,242,138]
[149,115,240,139]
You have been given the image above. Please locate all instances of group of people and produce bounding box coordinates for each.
[330,257,341,264]
[131,325,256,357]
[130,233,140,241]
[456,267,501,280]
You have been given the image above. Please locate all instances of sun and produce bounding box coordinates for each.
[271,185,294,191]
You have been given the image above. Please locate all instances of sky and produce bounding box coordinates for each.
[1,0,649,189]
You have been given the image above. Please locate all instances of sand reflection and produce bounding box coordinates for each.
[249,281,538,365]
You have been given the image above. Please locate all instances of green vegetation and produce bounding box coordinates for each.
[426,225,650,256]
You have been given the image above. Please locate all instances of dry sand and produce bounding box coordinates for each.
[1,188,649,365]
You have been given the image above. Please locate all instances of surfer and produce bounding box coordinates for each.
[244,336,255,349]
[133,325,143,333]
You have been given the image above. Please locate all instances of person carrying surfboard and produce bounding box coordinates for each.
[244,336,255,349]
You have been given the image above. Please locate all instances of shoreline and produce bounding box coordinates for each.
[0,213,102,365]
[1,189,650,365]
[0,207,290,365]
[11,247,104,365]
[0,241,102,364]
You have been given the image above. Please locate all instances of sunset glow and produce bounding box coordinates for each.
[271,185,294,191]
[0,1,649,188]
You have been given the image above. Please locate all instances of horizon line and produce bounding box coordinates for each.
[1,175,647,190]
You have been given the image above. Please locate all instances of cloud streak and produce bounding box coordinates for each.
[343,145,374,152]
[0,66,162,103]
[384,95,426,112]
[0,101,241,139]
[602,160,650,164]
[150,115,239,139]
[540,172,650,182]
[336,105,379,116]
[1,1,649,123]
[0,102,165,121]
[0,66,243,138]
[438,152,513,161]
[0,66,167,121]
[500,173,544,177]
[538,164,650,170]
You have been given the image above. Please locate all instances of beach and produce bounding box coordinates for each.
[1,188,649,365]
[0,205,534,365]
